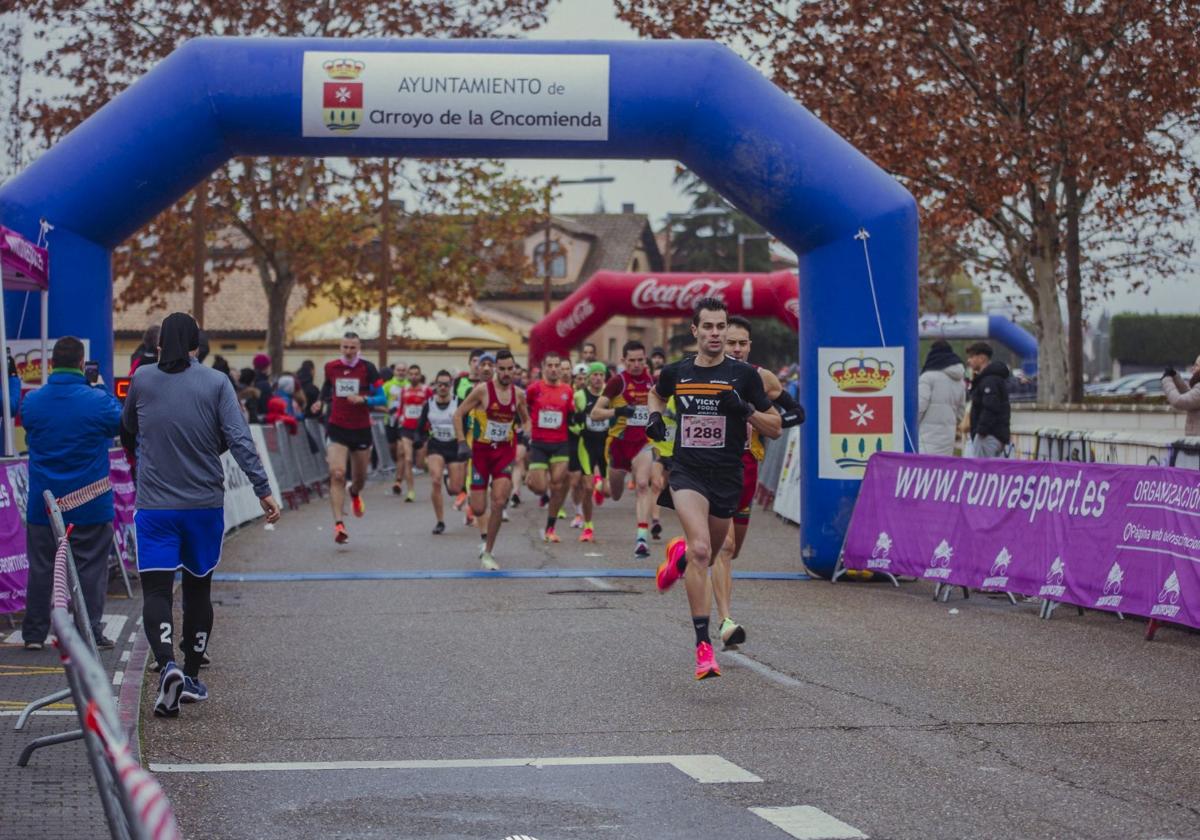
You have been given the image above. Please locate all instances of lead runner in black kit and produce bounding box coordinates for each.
[647,297,781,680]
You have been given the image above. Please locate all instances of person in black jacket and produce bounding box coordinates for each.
[965,341,1011,458]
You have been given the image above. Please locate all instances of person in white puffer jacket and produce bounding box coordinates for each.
[918,340,967,456]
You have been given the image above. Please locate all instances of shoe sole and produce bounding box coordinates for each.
[180,690,207,704]
[695,668,722,680]
[154,671,184,718]
[722,626,747,648]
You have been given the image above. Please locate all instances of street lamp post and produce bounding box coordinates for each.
[660,206,732,350]
[542,176,614,315]
[737,231,774,273]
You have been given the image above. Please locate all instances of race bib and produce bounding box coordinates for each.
[404,404,423,419]
[431,425,455,442]
[627,404,650,427]
[485,420,512,442]
[335,378,358,398]
[586,416,609,433]
[680,414,726,448]
[537,409,563,430]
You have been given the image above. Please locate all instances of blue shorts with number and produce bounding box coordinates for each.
[134,508,226,577]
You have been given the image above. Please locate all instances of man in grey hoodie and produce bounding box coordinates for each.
[917,340,967,456]
[122,313,280,718]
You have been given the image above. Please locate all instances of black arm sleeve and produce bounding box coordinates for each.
[417,401,431,434]
[319,378,333,404]
[773,389,805,427]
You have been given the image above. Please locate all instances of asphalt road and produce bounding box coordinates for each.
[140,475,1200,840]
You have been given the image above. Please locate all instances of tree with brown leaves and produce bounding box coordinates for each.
[21,0,552,370]
[617,0,1200,402]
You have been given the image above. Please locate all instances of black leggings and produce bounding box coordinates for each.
[141,570,213,678]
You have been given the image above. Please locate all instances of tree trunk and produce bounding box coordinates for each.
[1030,242,1067,404]
[1063,174,1085,403]
[378,160,391,367]
[265,273,295,375]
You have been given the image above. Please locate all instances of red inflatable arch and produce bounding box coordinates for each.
[528,270,799,365]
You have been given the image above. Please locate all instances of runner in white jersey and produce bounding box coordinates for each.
[416,370,467,535]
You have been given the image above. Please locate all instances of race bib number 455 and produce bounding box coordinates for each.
[335,378,359,398]
[627,405,650,427]
[680,414,725,448]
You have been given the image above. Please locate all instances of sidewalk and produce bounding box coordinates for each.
[0,571,147,839]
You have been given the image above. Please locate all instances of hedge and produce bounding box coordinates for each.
[1110,314,1200,366]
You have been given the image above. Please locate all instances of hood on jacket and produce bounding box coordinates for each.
[939,363,966,382]
[922,340,964,373]
[977,360,1011,381]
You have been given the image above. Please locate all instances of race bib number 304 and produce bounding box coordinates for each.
[680,414,725,448]
[335,378,359,398]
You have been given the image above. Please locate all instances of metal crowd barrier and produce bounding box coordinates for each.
[16,490,103,765]
[259,423,303,510]
[757,435,786,509]
[52,605,182,839]
[1008,425,1200,469]
[299,419,329,496]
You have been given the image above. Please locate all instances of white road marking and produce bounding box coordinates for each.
[0,710,76,717]
[724,651,806,690]
[103,615,128,644]
[5,613,128,646]
[112,671,123,687]
[583,576,617,591]
[150,754,763,784]
[749,806,868,839]
[120,650,130,663]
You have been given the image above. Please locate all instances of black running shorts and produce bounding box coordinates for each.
[666,461,743,520]
[427,438,468,464]
[326,423,373,452]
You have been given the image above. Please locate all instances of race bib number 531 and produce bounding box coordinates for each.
[680,414,725,448]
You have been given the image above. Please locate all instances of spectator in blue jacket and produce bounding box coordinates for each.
[19,336,123,650]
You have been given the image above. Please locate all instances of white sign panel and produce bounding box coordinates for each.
[302,52,609,141]
[817,346,906,480]
[918,314,988,340]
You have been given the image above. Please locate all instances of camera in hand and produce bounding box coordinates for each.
[84,360,99,384]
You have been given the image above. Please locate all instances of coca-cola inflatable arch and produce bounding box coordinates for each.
[1,38,916,577]
[529,271,799,365]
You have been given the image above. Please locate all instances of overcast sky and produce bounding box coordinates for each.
[9,0,1197,317]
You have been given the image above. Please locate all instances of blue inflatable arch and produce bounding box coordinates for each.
[0,38,917,576]
[919,314,1038,374]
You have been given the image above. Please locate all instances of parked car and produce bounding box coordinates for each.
[1086,373,1147,395]
[1110,372,1164,396]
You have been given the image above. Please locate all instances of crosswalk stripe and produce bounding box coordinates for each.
[749,806,867,839]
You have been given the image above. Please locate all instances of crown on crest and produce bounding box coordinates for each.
[828,355,894,392]
[323,58,365,80]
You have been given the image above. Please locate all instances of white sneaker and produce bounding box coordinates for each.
[478,541,487,558]
[501,507,510,522]
[480,552,499,571]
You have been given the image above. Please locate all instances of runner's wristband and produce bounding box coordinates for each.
[773,391,805,427]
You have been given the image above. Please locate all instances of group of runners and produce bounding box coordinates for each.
[307,297,803,678]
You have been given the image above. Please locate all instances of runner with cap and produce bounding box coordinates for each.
[454,349,529,570]
[648,298,780,680]
[309,332,385,545]
[568,361,611,542]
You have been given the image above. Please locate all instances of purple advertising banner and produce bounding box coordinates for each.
[109,450,136,572]
[844,453,1200,628]
[0,462,27,613]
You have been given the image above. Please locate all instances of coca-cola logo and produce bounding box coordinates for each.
[4,234,44,273]
[631,277,730,312]
[784,298,800,318]
[555,296,594,338]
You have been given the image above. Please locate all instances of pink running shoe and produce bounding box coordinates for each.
[695,641,721,680]
[592,474,605,506]
[656,537,688,592]
[579,527,594,543]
